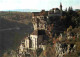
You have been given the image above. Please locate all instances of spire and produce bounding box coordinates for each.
[60,2,62,7]
[60,2,62,10]
[60,2,62,15]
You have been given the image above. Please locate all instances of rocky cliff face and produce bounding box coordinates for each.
[54,42,76,57]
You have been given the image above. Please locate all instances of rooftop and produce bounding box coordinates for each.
[32,10,48,16]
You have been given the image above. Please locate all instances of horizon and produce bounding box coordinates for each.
[0,0,80,11]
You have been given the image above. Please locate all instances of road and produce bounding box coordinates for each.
[0,27,20,31]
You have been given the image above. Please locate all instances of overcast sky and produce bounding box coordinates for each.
[0,0,80,10]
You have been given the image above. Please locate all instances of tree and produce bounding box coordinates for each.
[67,26,72,32]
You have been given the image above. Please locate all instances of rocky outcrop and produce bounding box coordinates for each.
[54,42,76,57]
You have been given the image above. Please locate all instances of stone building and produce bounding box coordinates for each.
[18,3,63,57]
[19,37,31,54]
[18,10,49,55]
[48,2,62,17]
[32,10,48,30]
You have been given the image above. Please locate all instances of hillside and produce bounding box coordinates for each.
[0,12,33,56]
[0,11,32,24]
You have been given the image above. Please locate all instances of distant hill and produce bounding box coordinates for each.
[2,9,41,12]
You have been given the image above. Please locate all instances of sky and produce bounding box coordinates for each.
[0,0,80,11]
